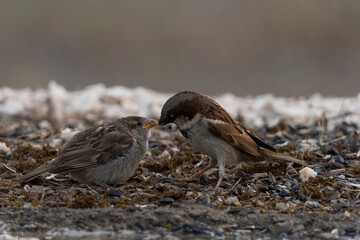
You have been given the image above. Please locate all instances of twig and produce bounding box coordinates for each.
[0,163,16,173]
[129,192,157,198]
[321,136,346,145]
[230,178,242,191]
[329,168,347,175]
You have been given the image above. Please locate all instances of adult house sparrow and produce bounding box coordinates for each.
[19,116,157,187]
[159,91,305,189]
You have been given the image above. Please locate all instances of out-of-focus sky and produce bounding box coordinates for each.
[0,1,359,97]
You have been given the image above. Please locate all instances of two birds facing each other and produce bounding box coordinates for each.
[19,91,305,189]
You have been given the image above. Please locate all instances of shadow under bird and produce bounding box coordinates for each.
[159,91,305,189]
[18,116,157,186]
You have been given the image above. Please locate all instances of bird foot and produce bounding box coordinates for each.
[215,175,224,191]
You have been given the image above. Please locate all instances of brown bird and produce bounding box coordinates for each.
[159,91,304,189]
[19,116,157,186]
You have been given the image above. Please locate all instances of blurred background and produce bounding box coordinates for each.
[0,0,359,97]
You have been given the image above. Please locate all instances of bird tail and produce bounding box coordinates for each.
[261,148,307,166]
[18,163,53,183]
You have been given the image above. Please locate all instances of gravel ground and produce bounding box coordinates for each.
[0,86,360,239]
[0,114,359,239]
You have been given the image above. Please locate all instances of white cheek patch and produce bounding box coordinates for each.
[204,118,225,125]
[177,114,202,130]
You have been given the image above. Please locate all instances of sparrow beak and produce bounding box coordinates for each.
[158,116,169,126]
[143,120,158,129]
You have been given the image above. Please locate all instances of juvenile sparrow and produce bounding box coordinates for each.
[159,91,305,189]
[19,116,157,186]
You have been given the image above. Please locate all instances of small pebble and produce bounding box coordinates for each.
[322,162,332,168]
[203,194,211,206]
[334,155,345,164]
[148,140,158,148]
[133,222,146,231]
[5,151,12,159]
[268,172,276,184]
[0,187,10,194]
[334,203,348,211]
[305,200,321,208]
[161,177,173,183]
[291,179,298,187]
[279,189,290,197]
[278,232,288,238]
[30,186,50,195]
[272,162,280,167]
[275,202,286,210]
[343,211,351,219]
[158,197,174,204]
[38,120,51,129]
[336,175,346,180]
[107,189,122,197]
[199,175,216,185]
[258,185,269,192]
[256,200,265,207]
[331,228,339,235]
[317,232,337,239]
[225,196,239,206]
[22,203,33,209]
[23,185,31,193]
[199,175,209,185]
[228,207,241,214]
[342,173,354,178]
[344,227,357,237]
[155,150,171,160]
[325,146,340,155]
[331,162,344,168]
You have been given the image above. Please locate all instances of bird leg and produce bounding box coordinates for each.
[187,159,217,180]
[215,175,224,190]
[188,165,213,179]
[177,166,212,183]
[177,160,217,183]
[215,161,225,190]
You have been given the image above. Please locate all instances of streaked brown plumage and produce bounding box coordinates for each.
[19,116,157,185]
[159,91,305,189]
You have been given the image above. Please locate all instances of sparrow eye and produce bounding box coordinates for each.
[136,121,142,126]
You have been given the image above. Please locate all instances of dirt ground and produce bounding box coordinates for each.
[0,115,359,239]
[2,203,360,239]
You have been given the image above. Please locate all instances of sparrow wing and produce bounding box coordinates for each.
[239,124,276,152]
[91,132,134,164]
[207,121,262,157]
[204,98,275,156]
[49,125,133,173]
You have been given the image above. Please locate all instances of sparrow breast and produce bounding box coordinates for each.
[176,114,241,164]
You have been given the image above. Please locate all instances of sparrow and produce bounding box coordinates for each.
[159,91,305,189]
[19,116,157,186]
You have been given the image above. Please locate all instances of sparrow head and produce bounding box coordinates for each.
[159,91,202,126]
[120,116,157,138]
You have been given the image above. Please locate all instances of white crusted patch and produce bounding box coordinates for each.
[0,142,10,153]
[60,128,80,141]
[299,167,317,182]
